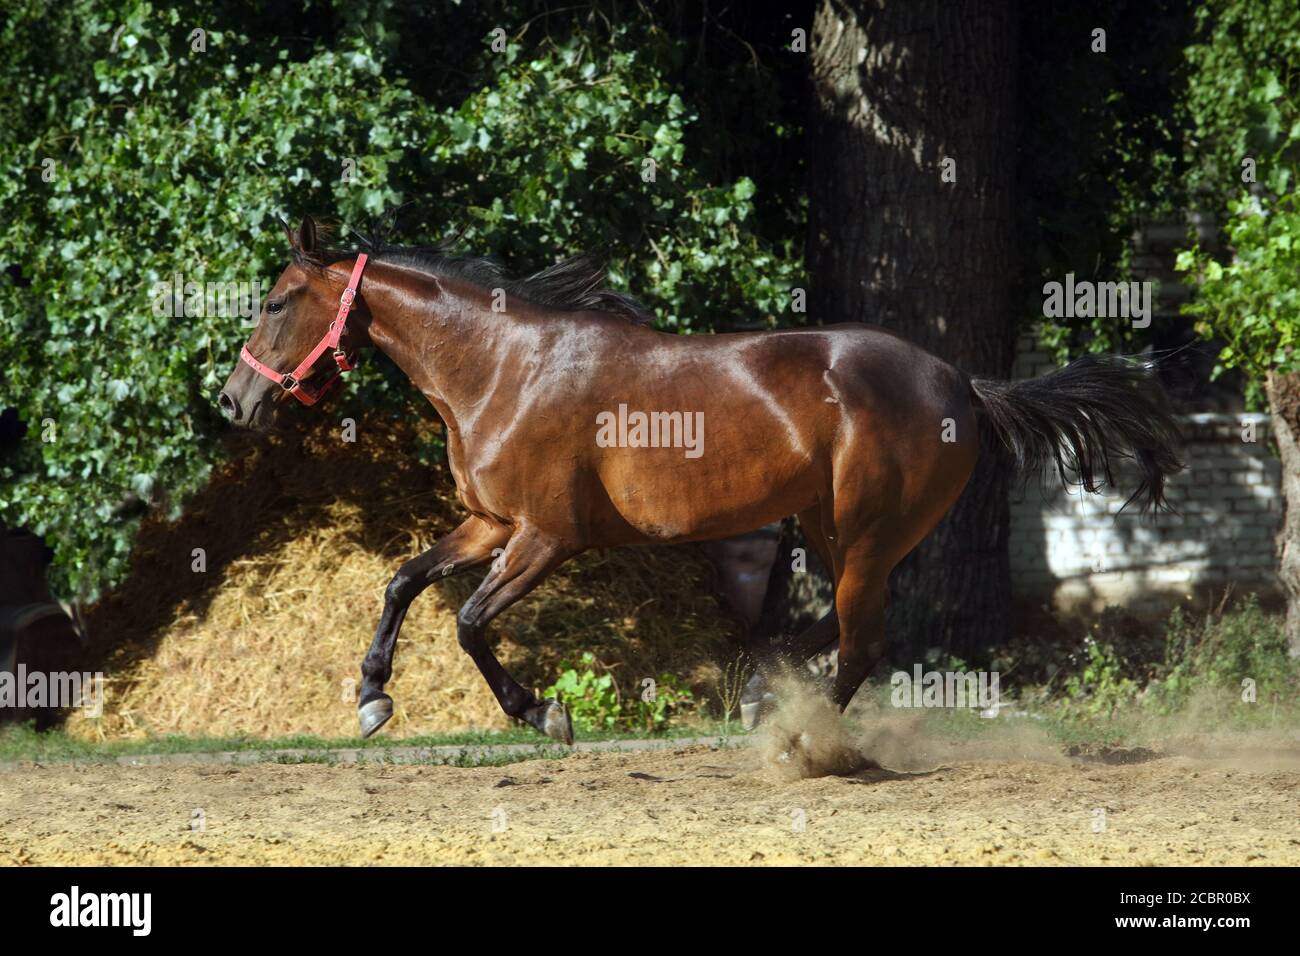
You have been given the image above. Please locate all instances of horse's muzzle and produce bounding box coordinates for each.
[217,390,241,422]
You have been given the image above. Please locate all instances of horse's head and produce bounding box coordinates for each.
[0,524,55,606]
[218,215,365,430]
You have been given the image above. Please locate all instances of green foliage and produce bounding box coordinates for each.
[545,653,621,731]
[1182,0,1300,205]
[543,652,696,734]
[1176,0,1300,393]
[1054,596,1300,724]
[1018,0,1193,359]
[0,0,801,596]
[1177,192,1300,389]
[421,22,799,329]
[1061,638,1140,718]
[1146,596,1298,713]
[633,672,694,734]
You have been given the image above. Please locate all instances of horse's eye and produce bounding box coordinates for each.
[266,300,284,315]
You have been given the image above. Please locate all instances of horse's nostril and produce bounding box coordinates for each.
[217,391,239,421]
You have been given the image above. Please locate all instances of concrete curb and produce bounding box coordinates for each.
[0,734,749,771]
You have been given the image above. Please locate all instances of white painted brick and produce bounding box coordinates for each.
[1005,406,1282,602]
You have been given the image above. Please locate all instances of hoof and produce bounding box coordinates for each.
[525,699,574,745]
[740,670,777,731]
[358,695,394,738]
[740,692,778,731]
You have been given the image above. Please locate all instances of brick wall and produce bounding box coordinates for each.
[1008,332,1281,611]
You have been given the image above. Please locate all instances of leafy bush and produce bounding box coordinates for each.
[1176,0,1300,401]
[1060,637,1140,718]
[1146,595,1299,713]
[543,652,696,734]
[1182,0,1300,206]
[1053,596,1300,722]
[632,672,695,734]
[1177,191,1300,403]
[544,653,621,732]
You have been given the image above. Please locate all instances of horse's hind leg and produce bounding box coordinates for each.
[358,516,508,737]
[740,506,840,728]
[783,503,842,661]
[829,548,890,712]
[455,527,579,743]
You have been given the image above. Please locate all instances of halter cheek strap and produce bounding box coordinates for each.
[239,253,369,407]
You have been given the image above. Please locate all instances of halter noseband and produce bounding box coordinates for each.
[239,253,369,406]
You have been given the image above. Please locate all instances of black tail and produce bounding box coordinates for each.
[970,354,1183,514]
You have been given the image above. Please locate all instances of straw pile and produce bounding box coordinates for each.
[62,418,737,740]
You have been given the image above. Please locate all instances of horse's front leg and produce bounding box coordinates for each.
[358,516,509,737]
[741,608,841,729]
[455,527,578,743]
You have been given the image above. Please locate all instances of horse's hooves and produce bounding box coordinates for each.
[527,699,574,745]
[358,695,394,738]
[740,693,778,731]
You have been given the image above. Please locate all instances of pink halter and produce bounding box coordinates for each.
[239,254,368,406]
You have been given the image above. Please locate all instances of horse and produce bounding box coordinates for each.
[0,520,86,725]
[1,412,86,694]
[218,216,1182,743]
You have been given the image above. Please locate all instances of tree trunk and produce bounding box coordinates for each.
[807,0,1019,662]
[1266,371,1300,657]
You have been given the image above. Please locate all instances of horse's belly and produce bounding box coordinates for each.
[595,450,814,543]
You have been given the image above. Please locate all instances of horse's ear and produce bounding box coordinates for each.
[279,216,295,248]
[296,215,318,256]
[281,215,317,255]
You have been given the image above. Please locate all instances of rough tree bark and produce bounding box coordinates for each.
[1265,371,1300,657]
[807,0,1019,662]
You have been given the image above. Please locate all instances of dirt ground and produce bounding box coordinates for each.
[2,740,1297,866]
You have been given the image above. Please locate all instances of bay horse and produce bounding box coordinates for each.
[0,521,85,726]
[219,216,1182,743]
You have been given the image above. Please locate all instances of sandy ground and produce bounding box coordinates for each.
[2,740,1297,866]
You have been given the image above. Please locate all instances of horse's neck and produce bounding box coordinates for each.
[365,273,511,431]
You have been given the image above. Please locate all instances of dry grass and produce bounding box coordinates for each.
[61,419,738,740]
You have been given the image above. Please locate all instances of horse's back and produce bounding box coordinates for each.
[556,320,976,546]
[698,322,972,423]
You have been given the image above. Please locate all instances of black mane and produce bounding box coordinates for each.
[296,228,655,326]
